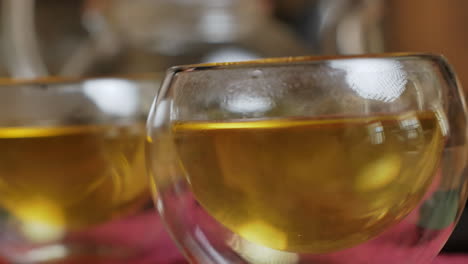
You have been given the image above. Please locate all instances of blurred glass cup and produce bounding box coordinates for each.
[0,75,172,263]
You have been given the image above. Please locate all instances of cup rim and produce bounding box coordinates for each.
[170,52,446,74]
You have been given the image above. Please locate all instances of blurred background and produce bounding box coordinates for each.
[0,0,467,255]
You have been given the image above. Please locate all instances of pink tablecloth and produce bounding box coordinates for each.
[0,211,465,263]
[433,255,468,264]
[88,212,468,264]
[142,252,468,264]
[0,254,465,264]
[110,212,468,264]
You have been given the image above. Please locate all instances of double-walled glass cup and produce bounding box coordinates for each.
[147,54,468,264]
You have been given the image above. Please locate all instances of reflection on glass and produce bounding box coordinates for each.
[329,59,407,102]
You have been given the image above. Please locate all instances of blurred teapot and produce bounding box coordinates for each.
[1,0,384,78]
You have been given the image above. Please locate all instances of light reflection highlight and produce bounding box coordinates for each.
[330,59,408,102]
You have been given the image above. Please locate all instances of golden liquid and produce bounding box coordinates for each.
[0,124,149,242]
[173,112,445,253]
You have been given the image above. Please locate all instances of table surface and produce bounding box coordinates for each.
[0,212,465,263]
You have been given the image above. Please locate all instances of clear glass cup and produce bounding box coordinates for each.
[0,74,178,263]
[147,53,468,264]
